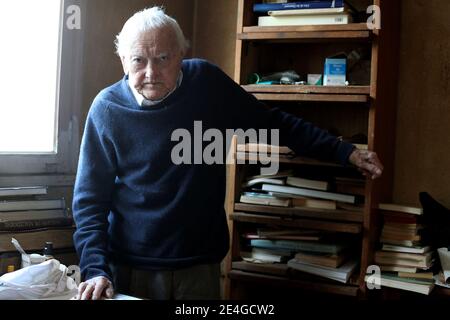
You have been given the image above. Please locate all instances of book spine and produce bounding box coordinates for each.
[0,217,73,231]
[250,239,339,254]
[253,0,344,13]
[0,199,66,212]
[0,187,48,197]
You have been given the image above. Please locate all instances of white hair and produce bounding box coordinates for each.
[115,6,189,57]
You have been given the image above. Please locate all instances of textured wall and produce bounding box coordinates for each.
[393,0,450,207]
[80,0,195,129]
[192,0,238,78]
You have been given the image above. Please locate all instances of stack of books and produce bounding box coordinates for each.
[0,187,73,232]
[241,227,323,264]
[241,233,358,283]
[284,238,358,283]
[0,186,75,274]
[254,0,352,27]
[240,171,363,210]
[371,203,435,295]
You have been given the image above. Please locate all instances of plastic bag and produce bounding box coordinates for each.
[0,259,78,300]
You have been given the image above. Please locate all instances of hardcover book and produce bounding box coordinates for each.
[253,0,344,13]
[288,257,358,283]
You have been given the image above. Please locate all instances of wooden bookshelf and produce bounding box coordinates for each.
[224,0,401,300]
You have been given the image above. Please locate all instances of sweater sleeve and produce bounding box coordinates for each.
[72,100,118,282]
[211,64,355,165]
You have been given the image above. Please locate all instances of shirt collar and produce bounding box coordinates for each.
[128,71,183,107]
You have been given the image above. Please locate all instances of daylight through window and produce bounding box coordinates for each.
[0,1,62,153]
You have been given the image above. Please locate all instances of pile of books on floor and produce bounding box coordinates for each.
[254,0,352,27]
[369,203,435,295]
[239,170,365,211]
[0,186,75,274]
[241,228,359,283]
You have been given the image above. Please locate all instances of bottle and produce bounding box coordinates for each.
[43,242,54,260]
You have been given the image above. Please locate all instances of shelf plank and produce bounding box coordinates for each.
[243,85,371,95]
[231,212,362,234]
[252,93,368,103]
[242,23,371,33]
[434,287,450,297]
[239,23,372,41]
[238,31,371,41]
[228,269,359,296]
[236,152,343,167]
[232,261,289,277]
[234,203,364,223]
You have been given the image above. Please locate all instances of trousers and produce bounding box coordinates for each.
[111,262,221,300]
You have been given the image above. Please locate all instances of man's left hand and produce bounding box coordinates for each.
[348,148,383,180]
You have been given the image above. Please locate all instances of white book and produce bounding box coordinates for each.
[288,258,358,283]
[375,251,432,263]
[239,193,291,207]
[378,203,423,215]
[366,274,434,295]
[286,176,329,191]
[258,13,351,27]
[244,170,294,181]
[0,199,66,212]
[374,256,432,269]
[380,265,418,273]
[242,247,292,263]
[382,244,431,254]
[268,7,346,16]
[243,177,285,188]
[262,184,356,204]
[0,186,47,197]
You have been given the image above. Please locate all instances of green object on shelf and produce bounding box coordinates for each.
[248,73,279,85]
[248,73,261,84]
[257,81,280,85]
[248,71,300,85]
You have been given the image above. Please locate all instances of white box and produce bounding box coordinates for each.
[307,74,323,85]
[323,58,347,86]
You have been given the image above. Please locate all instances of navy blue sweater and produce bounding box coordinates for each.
[73,59,355,281]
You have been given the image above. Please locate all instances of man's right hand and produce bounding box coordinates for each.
[75,276,114,300]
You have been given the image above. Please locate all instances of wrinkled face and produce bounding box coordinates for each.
[121,26,183,101]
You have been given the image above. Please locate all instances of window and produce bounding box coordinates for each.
[0,0,84,175]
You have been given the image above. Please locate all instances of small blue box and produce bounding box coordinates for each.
[324,58,347,86]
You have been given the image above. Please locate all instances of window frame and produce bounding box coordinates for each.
[0,0,85,176]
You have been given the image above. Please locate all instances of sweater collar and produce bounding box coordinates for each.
[127,71,183,107]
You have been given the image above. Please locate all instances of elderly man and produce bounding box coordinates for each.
[73,7,383,300]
